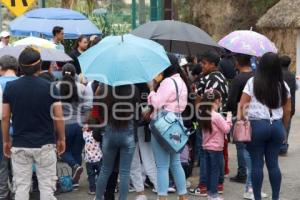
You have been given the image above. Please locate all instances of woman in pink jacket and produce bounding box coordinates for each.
[199,89,232,200]
[147,54,188,200]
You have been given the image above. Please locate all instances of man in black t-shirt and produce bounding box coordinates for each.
[2,47,65,200]
[227,54,253,184]
[279,55,296,155]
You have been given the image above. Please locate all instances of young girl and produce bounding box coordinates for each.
[83,124,102,195]
[199,89,232,200]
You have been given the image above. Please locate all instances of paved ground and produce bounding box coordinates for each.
[55,91,300,200]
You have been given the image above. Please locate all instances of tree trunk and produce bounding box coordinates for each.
[138,0,146,24]
[61,0,78,9]
[164,0,172,20]
[87,0,97,13]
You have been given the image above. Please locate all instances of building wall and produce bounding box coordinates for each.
[259,28,297,72]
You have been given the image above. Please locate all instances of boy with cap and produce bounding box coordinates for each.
[0,31,11,49]
[1,47,65,200]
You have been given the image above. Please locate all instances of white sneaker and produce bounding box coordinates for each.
[243,191,254,200]
[208,196,224,200]
[168,186,176,193]
[243,189,268,199]
[186,180,191,188]
[261,192,268,198]
[136,194,148,200]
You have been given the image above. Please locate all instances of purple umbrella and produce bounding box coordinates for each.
[218,30,277,57]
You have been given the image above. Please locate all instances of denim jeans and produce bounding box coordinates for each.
[244,149,252,191]
[236,142,247,176]
[151,136,187,196]
[247,120,285,200]
[205,150,223,198]
[86,162,100,192]
[95,125,136,200]
[198,131,224,186]
[61,123,85,168]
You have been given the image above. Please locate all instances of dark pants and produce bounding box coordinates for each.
[198,131,224,186]
[182,162,193,179]
[247,120,285,200]
[86,162,101,192]
[205,150,223,197]
[104,171,119,200]
[280,118,292,152]
[0,158,9,200]
[61,123,85,168]
[236,142,247,176]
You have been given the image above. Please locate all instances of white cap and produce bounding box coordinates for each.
[179,58,188,66]
[0,31,10,38]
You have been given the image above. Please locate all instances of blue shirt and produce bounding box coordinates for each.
[0,76,18,161]
[0,76,18,91]
[3,76,59,148]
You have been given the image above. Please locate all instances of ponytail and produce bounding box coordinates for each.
[60,63,79,103]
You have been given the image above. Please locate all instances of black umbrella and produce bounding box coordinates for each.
[131,20,219,56]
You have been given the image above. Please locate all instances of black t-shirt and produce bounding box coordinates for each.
[69,48,82,74]
[3,76,59,148]
[227,71,254,116]
[197,71,229,112]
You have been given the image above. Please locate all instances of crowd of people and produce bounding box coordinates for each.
[0,25,297,200]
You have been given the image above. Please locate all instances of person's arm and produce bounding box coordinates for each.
[147,79,173,110]
[237,93,251,121]
[53,101,66,156]
[214,113,232,134]
[282,98,291,131]
[227,79,240,114]
[2,103,11,158]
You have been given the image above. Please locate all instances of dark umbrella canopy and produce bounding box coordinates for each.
[131,20,219,55]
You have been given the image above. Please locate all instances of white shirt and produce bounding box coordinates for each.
[243,78,290,120]
[0,42,10,49]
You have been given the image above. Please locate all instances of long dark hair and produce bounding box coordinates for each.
[74,35,87,50]
[254,52,288,108]
[199,90,221,133]
[103,84,140,129]
[60,63,79,103]
[161,54,190,90]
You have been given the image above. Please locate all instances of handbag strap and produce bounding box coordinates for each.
[170,78,180,117]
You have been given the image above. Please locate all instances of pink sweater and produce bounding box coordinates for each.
[148,74,188,114]
[202,111,232,151]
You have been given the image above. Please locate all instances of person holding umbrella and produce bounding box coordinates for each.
[78,34,171,200]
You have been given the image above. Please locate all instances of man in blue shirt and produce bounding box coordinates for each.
[2,47,65,200]
[0,55,18,200]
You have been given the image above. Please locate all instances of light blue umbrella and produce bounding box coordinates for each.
[9,8,101,39]
[79,34,171,86]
